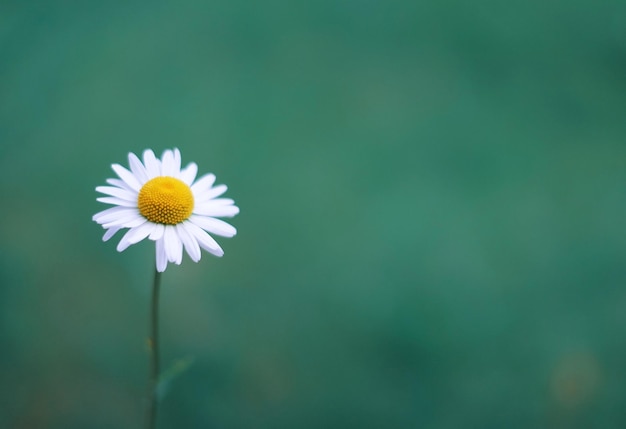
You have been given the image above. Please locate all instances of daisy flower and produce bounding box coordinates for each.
[93,148,239,272]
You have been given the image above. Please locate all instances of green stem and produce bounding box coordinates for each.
[146,269,161,429]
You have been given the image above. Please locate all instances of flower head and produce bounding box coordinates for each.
[93,148,239,272]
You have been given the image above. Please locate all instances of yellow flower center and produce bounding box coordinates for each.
[138,177,194,225]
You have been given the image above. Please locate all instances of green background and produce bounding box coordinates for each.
[2,1,626,427]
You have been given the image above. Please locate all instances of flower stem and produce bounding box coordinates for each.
[146,269,161,429]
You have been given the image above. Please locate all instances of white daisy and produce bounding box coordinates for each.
[93,148,239,272]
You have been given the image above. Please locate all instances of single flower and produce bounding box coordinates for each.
[93,148,239,272]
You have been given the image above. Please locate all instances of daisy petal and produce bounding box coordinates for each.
[184,222,224,257]
[164,225,183,264]
[161,149,176,177]
[103,227,121,242]
[180,162,198,185]
[95,186,137,202]
[106,178,134,192]
[102,214,146,229]
[112,164,142,192]
[194,184,228,202]
[94,208,139,225]
[143,149,161,178]
[156,238,167,272]
[93,206,133,222]
[125,221,155,244]
[149,223,165,240]
[193,203,240,218]
[177,223,201,262]
[128,152,149,184]
[116,224,147,252]
[191,173,216,194]
[189,215,237,237]
[204,198,234,206]
[97,197,137,207]
[172,148,182,175]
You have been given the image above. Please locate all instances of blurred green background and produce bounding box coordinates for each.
[1,0,626,428]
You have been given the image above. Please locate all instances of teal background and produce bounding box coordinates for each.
[2,1,626,428]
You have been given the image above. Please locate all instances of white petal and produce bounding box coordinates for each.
[203,198,234,206]
[180,162,198,185]
[161,150,176,177]
[184,222,224,257]
[193,203,240,218]
[93,206,133,222]
[102,214,146,229]
[97,197,137,207]
[112,164,141,192]
[193,184,227,202]
[94,208,139,225]
[95,186,137,202]
[177,223,201,262]
[116,223,148,252]
[164,225,183,264]
[189,215,236,237]
[156,238,167,272]
[143,149,161,178]
[106,178,134,192]
[190,173,216,194]
[128,152,149,184]
[149,223,165,240]
[102,227,121,242]
[125,221,156,244]
[172,148,182,175]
